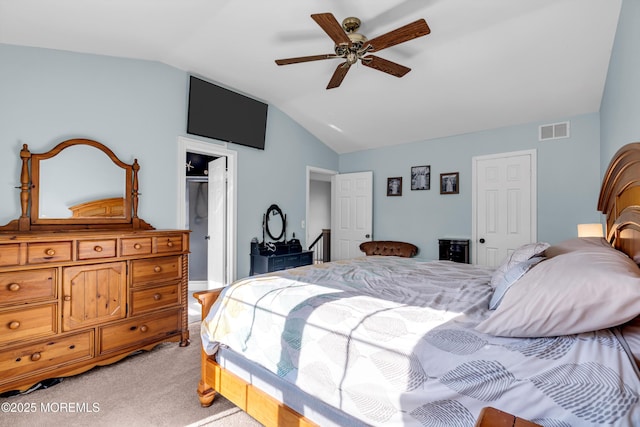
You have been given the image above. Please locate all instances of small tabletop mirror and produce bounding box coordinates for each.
[264,204,285,241]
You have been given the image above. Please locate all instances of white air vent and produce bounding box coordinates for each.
[539,121,570,141]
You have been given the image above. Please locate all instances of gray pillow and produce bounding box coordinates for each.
[489,256,545,309]
[489,242,550,288]
[477,245,640,337]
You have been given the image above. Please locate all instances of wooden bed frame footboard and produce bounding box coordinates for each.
[194,290,318,427]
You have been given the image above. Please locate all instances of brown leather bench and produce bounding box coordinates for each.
[359,241,418,258]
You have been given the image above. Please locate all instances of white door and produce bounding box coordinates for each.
[331,171,373,260]
[473,150,536,266]
[208,157,226,288]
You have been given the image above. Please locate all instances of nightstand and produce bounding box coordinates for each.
[438,238,470,263]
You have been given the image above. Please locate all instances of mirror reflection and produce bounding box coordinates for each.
[38,144,126,219]
[265,204,285,241]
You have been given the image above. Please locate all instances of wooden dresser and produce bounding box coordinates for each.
[0,138,190,395]
[0,229,189,394]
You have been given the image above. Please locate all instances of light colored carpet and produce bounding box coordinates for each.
[0,322,261,427]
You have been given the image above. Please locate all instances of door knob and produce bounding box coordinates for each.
[479,238,485,244]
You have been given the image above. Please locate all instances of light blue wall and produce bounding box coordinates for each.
[0,44,339,278]
[230,106,338,276]
[339,113,601,261]
[600,0,640,168]
[0,44,186,228]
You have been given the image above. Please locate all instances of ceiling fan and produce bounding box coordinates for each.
[275,13,431,89]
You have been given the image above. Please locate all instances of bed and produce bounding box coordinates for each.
[196,142,640,426]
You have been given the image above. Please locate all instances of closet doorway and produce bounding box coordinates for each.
[185,153,215,286]
[177,136,237,291]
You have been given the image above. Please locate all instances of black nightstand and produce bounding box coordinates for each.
[438,238,470,263]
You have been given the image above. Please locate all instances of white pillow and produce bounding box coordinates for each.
[489,256,545,309]
[477,244,640,337]
[489,242,550,288]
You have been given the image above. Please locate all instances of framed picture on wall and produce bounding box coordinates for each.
[440,172,459,194]
[387,177,402,196]
[411,165,430,190]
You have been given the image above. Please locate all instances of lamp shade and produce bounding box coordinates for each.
[577,223,604,238]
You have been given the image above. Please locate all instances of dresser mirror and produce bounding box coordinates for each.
[0,138,152,231]
[36,143,126,220]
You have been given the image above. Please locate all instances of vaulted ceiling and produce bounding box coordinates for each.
[0,0,622,153]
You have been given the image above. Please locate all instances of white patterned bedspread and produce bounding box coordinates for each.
[201,257,640,426]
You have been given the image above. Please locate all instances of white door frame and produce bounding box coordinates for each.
[177,136,237,287]
[471,149,537,264]
[305,166,338,248]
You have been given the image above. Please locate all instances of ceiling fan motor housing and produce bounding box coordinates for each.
[335,35,367,57]
[342,17,361,33]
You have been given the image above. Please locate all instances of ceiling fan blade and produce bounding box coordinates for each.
[275,54,338,66]
[327,63,351,89]
[311,13,352,47]
[364,19,430,52]
[361,55,411,77]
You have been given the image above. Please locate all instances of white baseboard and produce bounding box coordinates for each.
[188,280,209,291]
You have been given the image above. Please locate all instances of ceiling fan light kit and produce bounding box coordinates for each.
[275,12,430,89]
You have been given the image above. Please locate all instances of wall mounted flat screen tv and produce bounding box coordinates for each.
[187,75,268,150]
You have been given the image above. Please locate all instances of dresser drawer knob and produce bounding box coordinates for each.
[45,248,56,256]
[153,293,162,301]
[166,240,174,247]
[63,295,71,301]
[8,321,20,330]
[8,283,20,292]
[134,243,142,250]
[30,352,41,362]
[94,245,103,252]
[153,266,162,273]
[139,325,149,333]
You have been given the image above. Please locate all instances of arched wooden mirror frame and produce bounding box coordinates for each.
[0,138,153,231]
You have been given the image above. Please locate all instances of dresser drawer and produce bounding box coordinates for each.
[271,256,286,271]
[77,239,117,260]
[155,235,184,254]
[0,303,57,345]
[130,283,181,316]
[121,237,152,256]
[0,269,56,306]
[27,241,72,264]
[0,244,20,267]
[130,256,182,286]
[0,331,93,384]
[299,251,313,265]
[98,310,181,354]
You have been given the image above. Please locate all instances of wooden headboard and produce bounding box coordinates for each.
[68,197,126,218]
[598,142,640,263]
